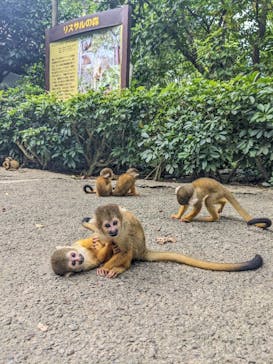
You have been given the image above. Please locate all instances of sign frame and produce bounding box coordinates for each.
[45,6,131,94]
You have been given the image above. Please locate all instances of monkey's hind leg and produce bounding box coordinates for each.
[217,198,227,213]
[195,197,220,222]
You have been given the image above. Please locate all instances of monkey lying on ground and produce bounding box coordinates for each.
[51,235,120,276]
[83,168,114,196]
[81,204,263,278]
[112,168,140,196]
[2,157,20,170]
[171,178,271,229]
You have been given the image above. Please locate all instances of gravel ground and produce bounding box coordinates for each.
[1,168,273,364]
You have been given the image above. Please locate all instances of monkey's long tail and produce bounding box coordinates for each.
[144,250,263,271]
[224,190,271,229]
[83,184,96,194]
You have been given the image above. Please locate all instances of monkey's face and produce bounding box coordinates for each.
[95,204,123,239]
[102,218,121,238]
[66,250,85,272]
[51,247,85,275]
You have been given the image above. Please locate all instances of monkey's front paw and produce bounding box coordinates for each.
[106,270,119,278]
[92,241,100,250]
[97,267,109,277]
[171,214,180,219]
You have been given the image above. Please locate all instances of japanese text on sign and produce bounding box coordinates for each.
[64,16,100,34]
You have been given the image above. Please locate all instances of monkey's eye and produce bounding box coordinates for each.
[113,220,118,226]
[105,223,111,228]
[71,252,76,258]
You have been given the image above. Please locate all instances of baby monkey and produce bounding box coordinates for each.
[112,168,140,196]
[83,167,114,196]
[2,157,20,170]
[172,177,271,229]
[51,235,120,276]
[82,203,263,278]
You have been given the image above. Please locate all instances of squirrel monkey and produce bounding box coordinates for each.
[83,167,114,196]
[2,157,20,170]
[171,177,271,229]
[81,204,263,278]
[112,168,140,196]
[51,235,120,276]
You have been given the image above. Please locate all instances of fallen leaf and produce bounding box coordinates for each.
[37,323,48,332]
[35,224,45,229]
[156,236,177,245]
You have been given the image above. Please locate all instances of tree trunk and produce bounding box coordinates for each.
[52,0,58,27]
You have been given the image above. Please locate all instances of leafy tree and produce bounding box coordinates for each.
[0,0,51,82]
[96,0,272,85]
[0,0,97,82]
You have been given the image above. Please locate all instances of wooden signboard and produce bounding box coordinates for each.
[45,6,131,99]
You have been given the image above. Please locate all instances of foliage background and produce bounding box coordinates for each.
[0,0,272,182]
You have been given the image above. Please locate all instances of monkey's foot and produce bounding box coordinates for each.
[171,214,180,219]
[180,218,191,223]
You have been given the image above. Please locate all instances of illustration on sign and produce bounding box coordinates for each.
[78,25,121,93]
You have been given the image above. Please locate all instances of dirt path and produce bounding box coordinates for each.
[1,168,273,364]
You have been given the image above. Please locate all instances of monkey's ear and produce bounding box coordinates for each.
[119,206,127,212]
[175,186,182,195]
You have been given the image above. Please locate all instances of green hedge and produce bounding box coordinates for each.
[0,73,273,182]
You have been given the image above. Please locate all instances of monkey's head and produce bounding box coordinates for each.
[51,247,86,276]
[100,167,114,179]
[95,204,123,238]
[175,184,194,205]
[2,157,11,169]
[126,168,139,179]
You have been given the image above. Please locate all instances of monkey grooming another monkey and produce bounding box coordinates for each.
[82,204,263,278]
[112,168,139,196]
[83,168,114,196]
[2,157,20,170]
[171,177,271,229]
[51,235,120,276]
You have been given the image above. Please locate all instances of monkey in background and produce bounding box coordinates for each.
[112,168,140,196]
[51,235,120,276]
[81,204,263,278]
[2,157,20,170]
[83,168,114,196]
[171,177,271,229]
